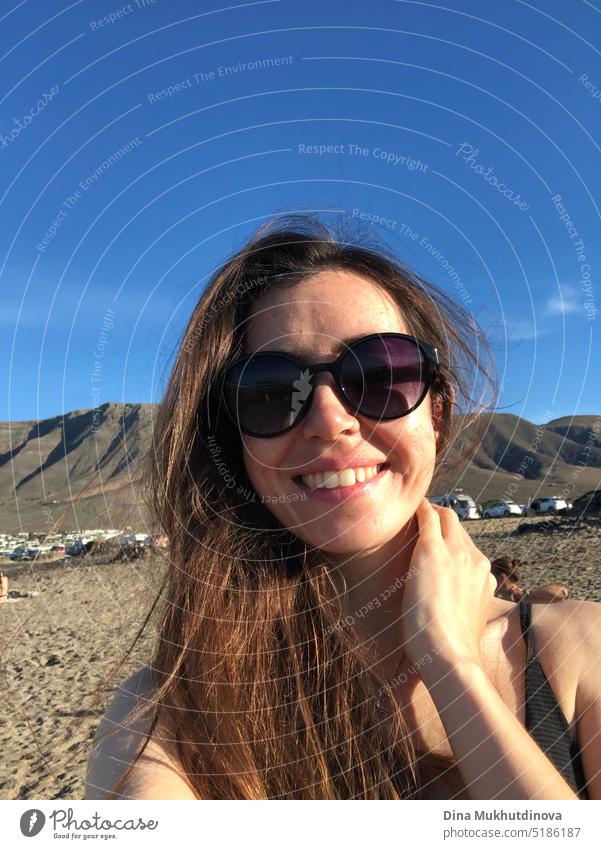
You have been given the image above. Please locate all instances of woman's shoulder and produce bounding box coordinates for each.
[487,597,600,719]
[529,597,601,659]
[532,598,601,799]
[490,594,601,654]
[537,598,601,674]
[520,598,601,719]
[85,665,198,800]
[503,596,601,676]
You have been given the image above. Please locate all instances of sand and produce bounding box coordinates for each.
[1,514,600,800]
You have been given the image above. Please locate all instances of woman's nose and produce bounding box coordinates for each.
[299,374,360,439]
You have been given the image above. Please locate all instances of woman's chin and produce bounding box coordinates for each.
[292,525,384,555]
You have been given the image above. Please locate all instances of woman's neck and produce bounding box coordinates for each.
[329,516,419,675]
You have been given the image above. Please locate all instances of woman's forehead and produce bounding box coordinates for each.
[244,271,409,353]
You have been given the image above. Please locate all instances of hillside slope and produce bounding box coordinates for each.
[0,404,598,531]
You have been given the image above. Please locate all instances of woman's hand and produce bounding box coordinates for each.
[399,499,498,670]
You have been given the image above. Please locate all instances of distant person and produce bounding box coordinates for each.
[490,558,523,602]
[0,570,40,603]
[491,557,569,604]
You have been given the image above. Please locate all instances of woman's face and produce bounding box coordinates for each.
[239,269,445,554]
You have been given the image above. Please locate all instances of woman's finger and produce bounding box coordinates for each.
[456,519,486,556]
[435,508,481,550]
[429,502,462,538]
[416,498,441,540]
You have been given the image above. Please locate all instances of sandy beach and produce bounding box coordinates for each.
[1,514,600,800]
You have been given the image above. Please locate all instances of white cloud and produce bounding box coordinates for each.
[502,320,553,342]
[507,321,537,341]
[543,285,580,316]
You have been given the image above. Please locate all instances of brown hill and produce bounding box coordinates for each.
[0,403,599,531]
[0,403,156,533]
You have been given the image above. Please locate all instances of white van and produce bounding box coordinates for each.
[431,493,480,520]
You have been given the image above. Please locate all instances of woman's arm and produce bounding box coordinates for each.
[399,501,585,800]
[419,650,580,800]
[523,584,570,603]
[85,667,198,800]
[572,600,601,799]
[422,599,601,800]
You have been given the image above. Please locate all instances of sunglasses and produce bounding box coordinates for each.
[221,332,441,438]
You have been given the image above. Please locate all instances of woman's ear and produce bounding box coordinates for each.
[432,382,455,443]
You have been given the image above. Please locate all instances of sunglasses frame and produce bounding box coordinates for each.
[221,332,441,439]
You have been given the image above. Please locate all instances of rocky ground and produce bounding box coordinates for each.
[1,514,599,800]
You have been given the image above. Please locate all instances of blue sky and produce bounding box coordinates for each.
[1,0,599,424]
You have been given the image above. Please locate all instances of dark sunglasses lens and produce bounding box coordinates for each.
[340,336,429,418]
[224,355,307,435]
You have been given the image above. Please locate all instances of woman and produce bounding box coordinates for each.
[85,214,601,800]
[491,557,570,604]
[0,570,7,603]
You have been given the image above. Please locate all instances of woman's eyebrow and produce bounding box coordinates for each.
[272,333,371,360]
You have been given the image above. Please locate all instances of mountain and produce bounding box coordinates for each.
[435,412,601,505]
[0,403,599,531]
[0,403,155,533]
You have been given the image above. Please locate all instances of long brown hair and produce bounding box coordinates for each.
[101,213,498,799]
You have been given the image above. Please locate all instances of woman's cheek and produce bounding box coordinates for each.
[244,462,270,500]
[388,431,437,489]
[388,425,433,465]
[242,439,270,486]
[243,448,289,503]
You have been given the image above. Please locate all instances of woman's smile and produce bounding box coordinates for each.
[292,461,392,501]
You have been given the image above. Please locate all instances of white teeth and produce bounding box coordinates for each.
[328,468,356,488]
[300,465,384,490]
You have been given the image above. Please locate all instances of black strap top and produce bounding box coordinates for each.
[518,598,589,799]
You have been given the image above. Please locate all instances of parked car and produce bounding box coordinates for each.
[119,533,151,546]
[454,495,481,520]
[433,493,480,520]
[427,494,478,518]
[481,500,523,519]
[66,538,93,555]
[527,496,569,516]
